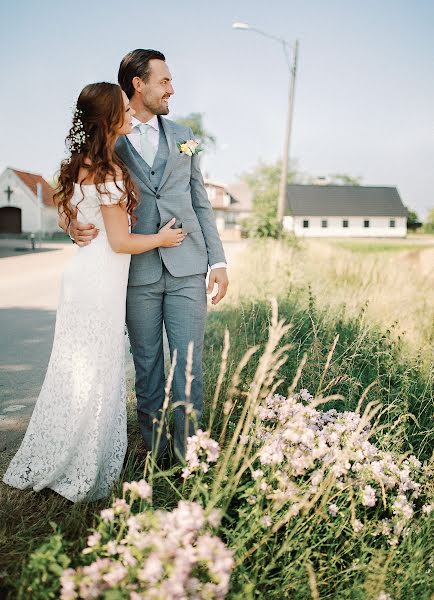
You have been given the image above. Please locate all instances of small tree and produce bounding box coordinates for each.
[241,160,298,239]
[423,207,434,233]
[407,209,423,232]
[174,113,216,152]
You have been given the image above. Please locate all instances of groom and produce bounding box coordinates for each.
[70,49,228,462]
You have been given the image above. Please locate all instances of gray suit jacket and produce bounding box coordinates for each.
[115,118,226,286]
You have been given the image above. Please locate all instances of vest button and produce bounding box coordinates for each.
[151,170,155,175]
[156,194,161,199]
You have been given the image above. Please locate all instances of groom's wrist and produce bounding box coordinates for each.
[210,262,227,270]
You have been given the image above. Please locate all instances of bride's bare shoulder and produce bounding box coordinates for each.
[76,164,123,185]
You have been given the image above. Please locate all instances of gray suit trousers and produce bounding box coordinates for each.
[126,265,207,461]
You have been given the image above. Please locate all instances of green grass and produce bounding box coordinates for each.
[332,240,434,253]
[1,239,433,599]
[205,297,433,461]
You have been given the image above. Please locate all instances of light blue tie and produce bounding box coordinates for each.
[138,123,156,167]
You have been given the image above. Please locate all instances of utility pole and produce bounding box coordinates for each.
[277,39,299,225]
[233,23,299,229]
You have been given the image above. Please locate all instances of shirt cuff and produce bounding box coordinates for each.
[210,262,227,270]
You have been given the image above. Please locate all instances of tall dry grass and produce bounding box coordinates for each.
[225,239,434,360]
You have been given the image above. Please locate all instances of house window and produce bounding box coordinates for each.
[364,220,370,228]
[342,220,349,228]
[390,219,396,228]
[303,220,309,228]
[321,219,328,228]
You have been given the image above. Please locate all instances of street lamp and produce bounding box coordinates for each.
[232,22,299,227]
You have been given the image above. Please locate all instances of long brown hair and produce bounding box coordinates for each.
[54,82,138,224]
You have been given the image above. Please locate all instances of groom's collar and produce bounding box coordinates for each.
[131,114,159,131]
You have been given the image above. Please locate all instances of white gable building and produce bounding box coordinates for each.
[284,185,407,238]
[0,167,59,235]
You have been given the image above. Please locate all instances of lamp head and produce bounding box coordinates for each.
[232,22,250,30]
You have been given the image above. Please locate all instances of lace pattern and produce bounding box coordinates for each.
[3,184,131,502]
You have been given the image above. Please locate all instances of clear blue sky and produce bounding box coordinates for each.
[1,0,433,217]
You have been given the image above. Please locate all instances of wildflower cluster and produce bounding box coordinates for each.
[66,106,87,155]
[182,428,220,479]
[247,390,423,544]
[60,481,233,599]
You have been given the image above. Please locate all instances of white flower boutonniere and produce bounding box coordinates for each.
[177,139,203,157]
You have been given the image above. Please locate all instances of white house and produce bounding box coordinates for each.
[0,167,58,235]
[283,184,407,238]
[204,180,252,236]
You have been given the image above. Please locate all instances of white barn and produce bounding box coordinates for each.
[283,185,407,238]
[0,167,58,235]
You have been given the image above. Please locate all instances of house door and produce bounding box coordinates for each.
[0,206,22,234]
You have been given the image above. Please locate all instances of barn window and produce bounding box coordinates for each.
[321,219,328,228]
[303,220,309,228]
[342,220,349,228]
[364,220,370,228]
[389,219,396,228]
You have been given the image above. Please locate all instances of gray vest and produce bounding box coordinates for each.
[137,119,170,191]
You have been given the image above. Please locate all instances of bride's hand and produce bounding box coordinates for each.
[158,218,187,247]
[69,207,99,247]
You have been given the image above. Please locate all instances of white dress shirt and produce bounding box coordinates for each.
[127,116,226,271]
[127,115,160,155]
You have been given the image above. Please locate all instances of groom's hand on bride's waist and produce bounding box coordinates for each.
[69,208,99,246]
[207,267,229,305]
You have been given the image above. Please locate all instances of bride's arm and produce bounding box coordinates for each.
[101,204,185,254]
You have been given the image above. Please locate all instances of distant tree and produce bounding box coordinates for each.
[241,159,298,239]
[303,173,362,186]
[406,209,423,231]
[328,173,362,186]
[423,207,434,233]
[174,113,216,151]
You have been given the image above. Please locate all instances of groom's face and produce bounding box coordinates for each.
[136,59,174,116]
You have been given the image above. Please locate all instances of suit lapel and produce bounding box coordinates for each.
[158,117,178,191]
[116,136,155,194]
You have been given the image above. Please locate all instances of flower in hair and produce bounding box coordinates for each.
[66,106,88,155]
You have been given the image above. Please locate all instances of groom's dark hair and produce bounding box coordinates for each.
[118,49,166,99]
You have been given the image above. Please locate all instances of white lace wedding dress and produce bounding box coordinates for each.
[3,182,131,502]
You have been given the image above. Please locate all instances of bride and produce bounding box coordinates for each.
[2,82,185,502]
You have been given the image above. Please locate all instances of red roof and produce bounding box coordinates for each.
[11,168,56,207]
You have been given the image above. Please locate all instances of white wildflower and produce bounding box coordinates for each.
[377,592,393,600]
[352,519,364,533]
[328,504,339,517]
[361,484,377,507]
[182,429,220,479]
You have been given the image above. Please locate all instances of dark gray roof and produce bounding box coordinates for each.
[286,185,407,217]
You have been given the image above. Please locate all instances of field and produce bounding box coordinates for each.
[0,237,433,599]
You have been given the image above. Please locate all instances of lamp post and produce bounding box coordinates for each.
[232,22,299,227]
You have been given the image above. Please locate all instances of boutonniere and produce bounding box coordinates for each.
[177,139,203,157]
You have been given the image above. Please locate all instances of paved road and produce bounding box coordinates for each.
[0,240,245,452]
